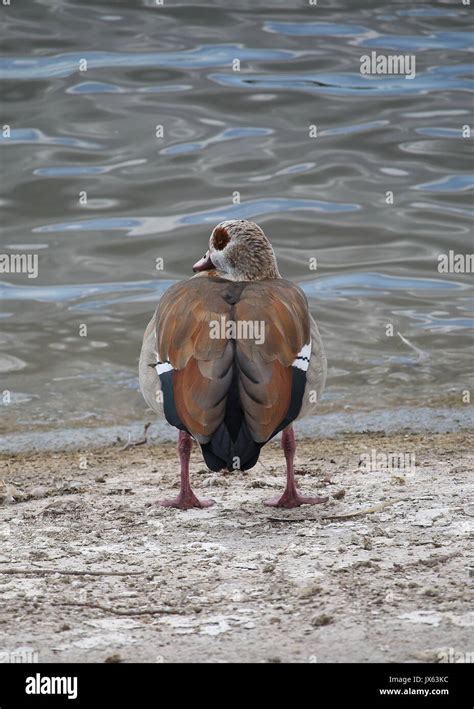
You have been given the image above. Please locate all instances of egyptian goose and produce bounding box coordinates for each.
[139,220,327,509]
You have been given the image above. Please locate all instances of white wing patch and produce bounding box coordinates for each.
[292,341,311,371]
[154,352,173,376]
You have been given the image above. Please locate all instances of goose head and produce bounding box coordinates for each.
[193,220,281,281]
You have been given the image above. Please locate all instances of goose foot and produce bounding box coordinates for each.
[160,492,215,510]
[263,489,328,509]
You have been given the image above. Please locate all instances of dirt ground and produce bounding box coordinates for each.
[0,431,472,664]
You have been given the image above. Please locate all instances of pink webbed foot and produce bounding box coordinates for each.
[263,489,328,509]
[160,490,215,510]
[165,430,215,509]
[265,426,329,508]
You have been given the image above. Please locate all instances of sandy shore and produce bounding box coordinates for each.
[0,431,472,663]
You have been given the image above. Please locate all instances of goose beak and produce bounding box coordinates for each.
[193,251,214,272]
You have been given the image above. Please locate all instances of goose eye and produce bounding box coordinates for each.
[213,226,230,251]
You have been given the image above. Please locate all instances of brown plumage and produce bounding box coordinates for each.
[156,274,309,443]
[139,219,327,509]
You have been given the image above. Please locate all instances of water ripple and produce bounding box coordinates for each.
[396,8,463,18]
[264,21,370,37]
[33,198,361,236]
[360,32,473,52]
[0,129,101,149]
[0,279,170,303]
[67,81,191,95]
[160,127,273,156]
[0,45,306,80]
[413,175,474,192]
[33,159,147,178]
[209,65,473,96]
[302,272,466,299]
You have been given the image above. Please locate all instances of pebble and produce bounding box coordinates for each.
[297,584,322,599]
[311,614,334,627]
[31,486,48,499]
[104,654,123,663]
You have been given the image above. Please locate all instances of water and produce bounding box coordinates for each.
[1,0,473,450]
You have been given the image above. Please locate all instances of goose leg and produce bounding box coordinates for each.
[160,431,215,510]
[263,426,328,508]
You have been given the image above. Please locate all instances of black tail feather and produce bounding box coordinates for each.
[201,419,263,471]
